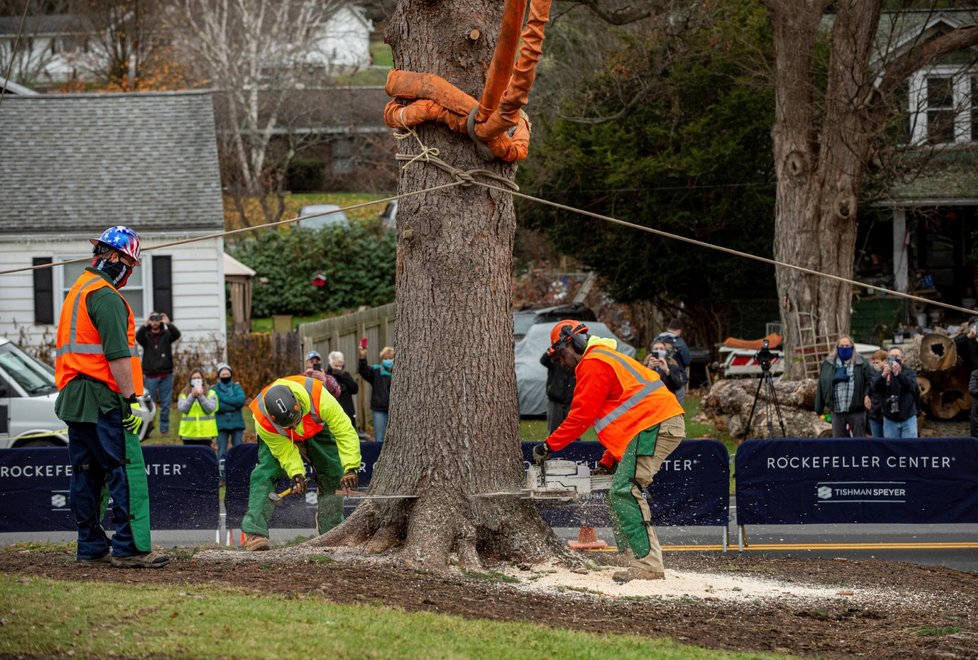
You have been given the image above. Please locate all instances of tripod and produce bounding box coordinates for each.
[744,366,786,439]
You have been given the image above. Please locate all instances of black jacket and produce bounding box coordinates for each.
[327,367,359,423]
[646,358,687,394]
[872,364,919,422]
[358,359,391,412]
[135,324,181,374]
[540,351,575,405]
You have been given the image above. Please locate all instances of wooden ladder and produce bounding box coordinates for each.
[793,312,833,378]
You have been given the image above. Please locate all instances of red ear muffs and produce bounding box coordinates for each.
[560,323,588,353]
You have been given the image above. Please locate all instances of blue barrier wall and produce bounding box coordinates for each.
[224,439,729,529]
[735,437,978,525]
[0,446,219,532]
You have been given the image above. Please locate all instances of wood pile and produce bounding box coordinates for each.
[701,378,830,439]
[900,333,972,420]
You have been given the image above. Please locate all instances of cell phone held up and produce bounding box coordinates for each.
[360,337,368,350]
[311,363,322,372]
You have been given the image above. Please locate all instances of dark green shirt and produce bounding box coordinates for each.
[55,268,132,423]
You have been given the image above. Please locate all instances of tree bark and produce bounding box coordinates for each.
[767,1,877,378]
[309,0,568,570]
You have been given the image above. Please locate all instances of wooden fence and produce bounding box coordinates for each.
[298,304,395,433]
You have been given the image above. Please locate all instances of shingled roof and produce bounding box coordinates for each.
[0,90,224,234]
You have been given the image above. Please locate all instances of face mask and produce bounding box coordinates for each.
[92,255,133,288]
[837,346,853,361]
[381,359,394,369]
[220,376,232,384]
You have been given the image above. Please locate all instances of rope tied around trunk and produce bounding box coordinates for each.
[393,121,519,192]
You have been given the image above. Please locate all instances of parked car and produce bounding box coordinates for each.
[513,303,597,343]
[296,204,350,230]
[515,321,635,417]
[0,337,155,448]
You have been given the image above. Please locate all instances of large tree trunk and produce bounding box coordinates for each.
[309,0,567,570]
[767,1,880,379]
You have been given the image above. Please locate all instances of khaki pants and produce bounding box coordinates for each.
[614,414,685,572]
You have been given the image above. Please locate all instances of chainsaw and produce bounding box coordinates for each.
[521,459,612,500]
[266,460,611,502]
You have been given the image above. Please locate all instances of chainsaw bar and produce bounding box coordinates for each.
[334,491,418,499]
[472,489,577,501]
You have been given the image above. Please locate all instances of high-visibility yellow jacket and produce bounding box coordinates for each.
[249,375,361,478]
[178,390,219,439]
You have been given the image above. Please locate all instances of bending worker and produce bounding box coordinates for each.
[55,226,168,568]
[241,374,361,551]
[532,320,685,583]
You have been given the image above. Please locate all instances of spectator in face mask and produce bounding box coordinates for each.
[177,368,218,447]
[873,347,919,438]
[358,345,394,442]
[815,336,872,437]
[214,363,246,481]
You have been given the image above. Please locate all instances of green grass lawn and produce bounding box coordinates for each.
[371,41,393,68]
[0,573,765,659]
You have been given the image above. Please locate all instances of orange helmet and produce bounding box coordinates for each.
[548,319,589,356]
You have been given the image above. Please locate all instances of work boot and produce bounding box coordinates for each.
[76,551,111,567]
[243,534,270,551]
[612,568,665,583]
[111,550,170,569]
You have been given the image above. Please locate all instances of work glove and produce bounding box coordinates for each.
[594,451,617,475]
[531,442,551,465]
[290,473,308,495]
[122,401,143,435]
[339,470,359,491]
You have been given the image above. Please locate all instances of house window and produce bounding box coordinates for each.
[926,76,955,144]
[59,257,148,321]
[908,68,976,145]
[331,138,355,174]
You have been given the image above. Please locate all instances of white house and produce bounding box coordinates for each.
[0,90,227,356]
[304,5,373,71]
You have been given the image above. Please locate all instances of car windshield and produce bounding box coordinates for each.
[0,342,57,395]
[297,205,349,229]
[513,312,539,338]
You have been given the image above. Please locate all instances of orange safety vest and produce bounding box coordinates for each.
[55,270,143,395]
[585,345,684,459]
[249,376,326,441]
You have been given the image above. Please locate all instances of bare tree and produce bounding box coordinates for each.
[762,1,978,377]
[310,0,568,570]
[172,0,349,226]
[0,0,73,87]
[67,0,167,88]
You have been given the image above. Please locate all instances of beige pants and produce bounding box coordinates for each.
[625,414,685,572]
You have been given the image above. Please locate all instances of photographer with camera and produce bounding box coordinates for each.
[815,335,873,438]
[872,346,919,438]
[643,340,688,394]
[135,310,180,436]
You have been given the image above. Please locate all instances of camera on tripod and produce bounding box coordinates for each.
[755,339,774,372]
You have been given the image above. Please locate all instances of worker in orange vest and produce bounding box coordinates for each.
[241,375,361,551]
[532,320,685,583]
[55,226,169,569]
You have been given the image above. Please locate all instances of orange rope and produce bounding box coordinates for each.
[383,0,552,162]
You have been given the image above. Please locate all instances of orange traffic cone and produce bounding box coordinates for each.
[567,526,608,550]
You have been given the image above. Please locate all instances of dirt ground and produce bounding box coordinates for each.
[3,547,977,658]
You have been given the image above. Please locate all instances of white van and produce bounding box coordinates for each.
[0,337,154,448]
